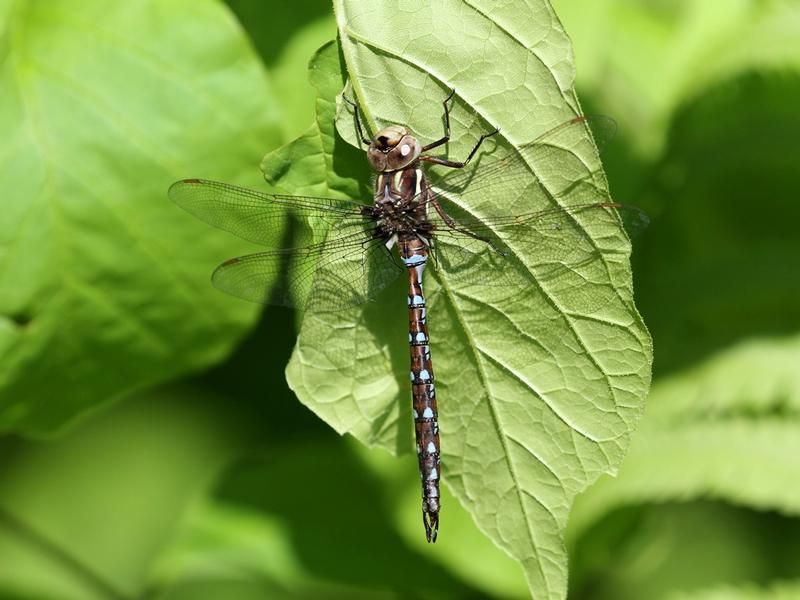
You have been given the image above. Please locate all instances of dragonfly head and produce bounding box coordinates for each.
[368,125,422,172]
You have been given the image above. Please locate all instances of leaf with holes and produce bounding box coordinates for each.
[282,2,652,598]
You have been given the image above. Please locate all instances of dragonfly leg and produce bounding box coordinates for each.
[421,127,500,169]
[429,194,506,256]
[377,240,404,269]
[421,87,456,152]
[343,95,371,145]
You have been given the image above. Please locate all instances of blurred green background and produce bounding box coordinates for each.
[1,1,799,599]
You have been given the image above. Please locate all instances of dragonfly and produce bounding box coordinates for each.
[169,90,646,543]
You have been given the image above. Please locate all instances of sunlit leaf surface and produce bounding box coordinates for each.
[569,335,800,542]
[0,0,281,433]
[282,2,653,597]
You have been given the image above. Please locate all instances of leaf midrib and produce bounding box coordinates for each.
[338,25,631,337]
[337,0,632,297]
[433,267,554,593]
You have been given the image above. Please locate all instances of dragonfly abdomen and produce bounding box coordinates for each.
[400,234,441,543]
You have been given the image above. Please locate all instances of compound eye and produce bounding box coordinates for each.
[373,125,407,150]
[400,144,411,157]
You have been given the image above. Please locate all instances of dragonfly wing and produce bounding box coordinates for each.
[213,232,402,310]
[303,237,403,312]
[429,186,647,314]
[421,115,617,214]
[421,114,644,313]
[212,249,310,307]
[168,179,368,247]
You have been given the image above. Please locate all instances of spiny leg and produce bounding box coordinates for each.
[422,87,456,152]
[416,94,502,253]
[425,181,506,256]
[421,127,500,169]
[343,95,371,145]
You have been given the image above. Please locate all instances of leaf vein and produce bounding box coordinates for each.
[434,269,553,592]
[476,346,602,443]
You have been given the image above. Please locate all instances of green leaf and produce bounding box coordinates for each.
[0,385,241,599]
[280,3,652,598]
[0,0,282,433]
[261,40,368,200]
[153,500,399,600]
[667,582,800,600]
[226,0,337,141]
[569,335,800,542]
[551,0,800,155]
[570,418,800,541]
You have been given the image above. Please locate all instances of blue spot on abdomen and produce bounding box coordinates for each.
[402,254,426,266]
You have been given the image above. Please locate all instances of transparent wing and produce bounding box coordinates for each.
[168,178,368,247]
[212,228,402,311]
[430,193,647,282]
[170,178,399,310]
[430,200,647,315]
[421,116,647,313]
[420,115,617,213]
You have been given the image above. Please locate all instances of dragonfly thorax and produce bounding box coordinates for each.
[364,166,432,241]
[366,201,431,242]
[368,125,422,172]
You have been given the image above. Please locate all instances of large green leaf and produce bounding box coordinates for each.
[225,0,337,141]
[552,0,800,155]
[569,334,800,542]
[279,3,652,598]
[0,0,281,433]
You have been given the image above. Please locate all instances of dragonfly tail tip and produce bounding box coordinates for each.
[423,510,439,543]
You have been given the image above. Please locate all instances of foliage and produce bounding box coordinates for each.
[280,3,651,598]
[0,0,276,433]
[0,0,798,599]
[553,0,800,598]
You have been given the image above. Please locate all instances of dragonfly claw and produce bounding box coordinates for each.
[423,509,439,543]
